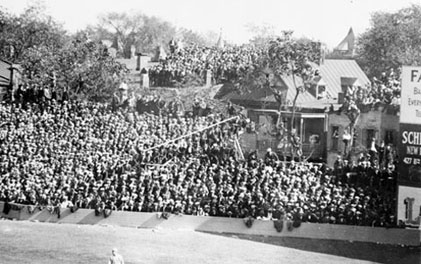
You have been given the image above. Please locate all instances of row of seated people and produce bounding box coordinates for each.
[148,44,263,87]
[0,98,397,227]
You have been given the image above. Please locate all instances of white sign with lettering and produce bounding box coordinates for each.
[401,66,421,124]
[397,185,421,226]
[399,66,421,227]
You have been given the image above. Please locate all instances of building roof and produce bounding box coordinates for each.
[0,59,12,86]
[281,75,317,104]
[216,29,224,49]
[336,28,355,50]
[222,75,322,108]
[334,27,355,56]
[221,59,368,110]
[222,85,274,102]
[319,59,370,99]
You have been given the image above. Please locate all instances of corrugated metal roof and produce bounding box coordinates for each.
[222,59,369,109]
[223,76,318,107]
[319,59,370,99]
[281,75,316,104]
[223,85,275,102]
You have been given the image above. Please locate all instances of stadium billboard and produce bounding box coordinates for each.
[398,66,421,226]
[397,185,421,226]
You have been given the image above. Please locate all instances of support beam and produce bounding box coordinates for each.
[141,115,240,153]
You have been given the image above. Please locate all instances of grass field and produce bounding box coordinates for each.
[216,233,421,264]
[0,220,417,264]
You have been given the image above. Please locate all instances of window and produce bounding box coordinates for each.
[270,115,278,126]
[309,134,320,144]
[331,126,339,150]
[385,130,394,145]
[317,85,326,99]
[366,129,377,148]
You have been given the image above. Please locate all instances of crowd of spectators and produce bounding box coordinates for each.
[149,42,402,113]
[0,93,398,227]
[133,94,179,116]
[148,44,263,87]
[342,69,401,113]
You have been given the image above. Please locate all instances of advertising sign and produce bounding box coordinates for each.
[400,66,421,124]
[398,66,421,226]
[397,186,421,226]
[398,123,421,187]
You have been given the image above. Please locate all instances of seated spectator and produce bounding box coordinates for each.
[0,92,397,228]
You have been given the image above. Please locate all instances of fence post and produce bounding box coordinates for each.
[142,73,150,89]
[206,69,212,87]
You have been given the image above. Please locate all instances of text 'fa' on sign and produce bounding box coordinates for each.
[401,66,421,125]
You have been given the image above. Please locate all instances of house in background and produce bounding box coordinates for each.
[221,71,330,161]
[327,105,399,166]
[0,58,21,101]
[328,27,356,59]
[220,58,371,163]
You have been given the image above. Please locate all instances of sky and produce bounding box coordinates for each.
[0,0,419,49]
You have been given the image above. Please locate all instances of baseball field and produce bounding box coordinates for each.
[0,220,419,264]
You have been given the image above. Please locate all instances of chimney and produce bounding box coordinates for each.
[338,92,345,104]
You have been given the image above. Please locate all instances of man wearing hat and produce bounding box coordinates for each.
[264,148,279,165]
[108,248,124,264]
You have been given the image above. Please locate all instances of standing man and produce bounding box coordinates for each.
[109,248,124,264]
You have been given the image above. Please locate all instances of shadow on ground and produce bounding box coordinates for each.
[203,232,421,264]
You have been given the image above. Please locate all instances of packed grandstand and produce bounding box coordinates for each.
[148,44,264,87]
[2,3,421,264]
[0,58,400,228]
